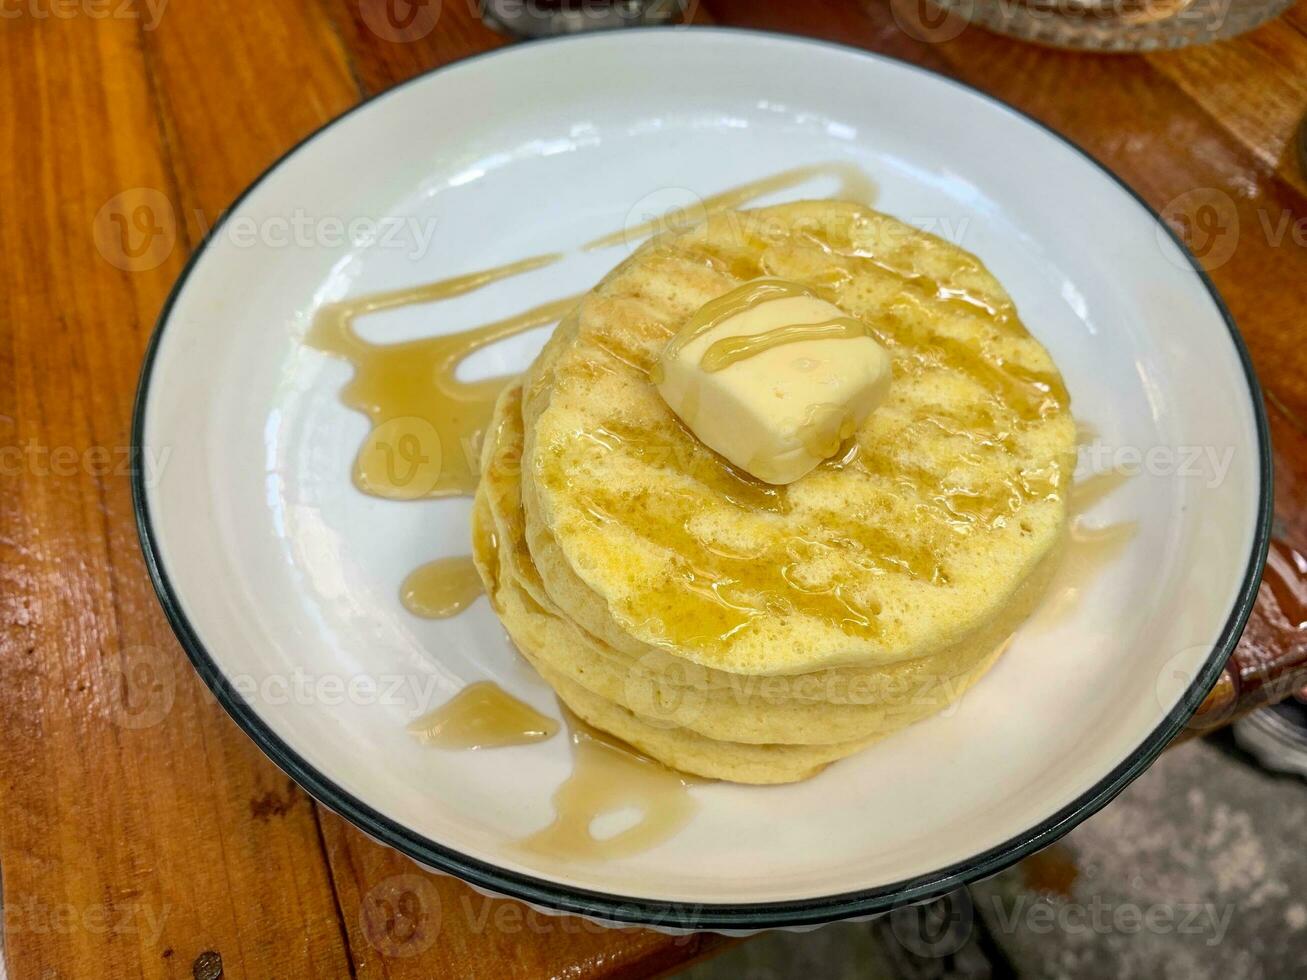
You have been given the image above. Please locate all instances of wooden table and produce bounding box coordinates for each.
[2,1,1306,976]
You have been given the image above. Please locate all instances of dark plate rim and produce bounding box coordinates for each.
[131,26,1272,930]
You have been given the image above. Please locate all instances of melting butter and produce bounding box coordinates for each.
[655,278,814,380]
[655,278,892,486]
[408,681,559,749]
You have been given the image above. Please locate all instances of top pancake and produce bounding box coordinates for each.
[521,200,1075,675]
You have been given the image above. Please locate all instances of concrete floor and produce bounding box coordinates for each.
[678,732,1307,979]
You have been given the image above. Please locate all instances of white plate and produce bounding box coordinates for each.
[134,28,1269,929]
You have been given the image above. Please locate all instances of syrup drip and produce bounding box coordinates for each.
[655,278,816,378]
[408,681,559,749]
[400,556,483,619]
[1031,468,1136,627]
[582,162,879,252]
[308,266,578,499]
[1069,467,1130,514]
[700,315,871,373]
[522,709,700,861]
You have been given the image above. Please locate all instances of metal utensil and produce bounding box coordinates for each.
[477,0,692,39]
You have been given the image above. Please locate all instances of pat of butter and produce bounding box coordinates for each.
[655,279,892,485]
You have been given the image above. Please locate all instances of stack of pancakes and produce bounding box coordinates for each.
[472,201,1075,784]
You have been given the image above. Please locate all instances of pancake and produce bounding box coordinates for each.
[472,199,1074,782]
[520,200,1074,675]
[478,380,1039,748]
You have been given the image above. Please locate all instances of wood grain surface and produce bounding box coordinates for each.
[1,0,1304,977]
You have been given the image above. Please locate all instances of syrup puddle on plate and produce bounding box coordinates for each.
[408,681,559,749]
[521,709,701,861]
[411,684,700,860]
[401,555,483,619]
[1028,429,1138,627]
[307,263,578,500]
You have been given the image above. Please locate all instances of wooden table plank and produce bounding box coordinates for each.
[0,10,354,980]
[320,0,509,96]
[1149,19,1307,199]
[141,0,361,237]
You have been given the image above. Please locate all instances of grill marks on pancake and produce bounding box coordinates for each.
[848,422,1064,535]
[557,474,884,649]
[828,279,1067,424]
[581,417,789,515]
[779,221,1069,423]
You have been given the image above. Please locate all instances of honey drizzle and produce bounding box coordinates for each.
[307,253,577,499]
[654,278,813,381]
[400,556,484,619]
[408,682,559,749]
[582,162,878,252]
[700,315,870,373]
[798,227,1016,330]
[791,227,1068,422]
[522,709,699,860]
[853,316,1067,424]
[555,250,1081,651]
[563,472,890,648]
[586,417,789,514]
